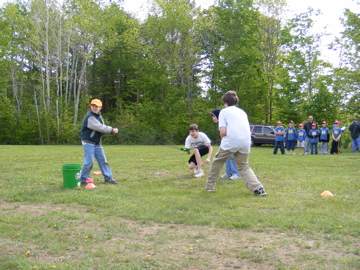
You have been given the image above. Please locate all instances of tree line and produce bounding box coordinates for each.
[0,0,359,145]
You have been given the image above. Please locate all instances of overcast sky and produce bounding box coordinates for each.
[1,0,359,65]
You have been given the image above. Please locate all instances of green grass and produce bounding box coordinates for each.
[0,145,359,269]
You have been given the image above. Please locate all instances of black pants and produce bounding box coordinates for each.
[188,145,209,165]
[330,140,340,154]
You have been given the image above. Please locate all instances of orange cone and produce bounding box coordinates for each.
[85,183,96,189]
[93,171,102,175]
[320,190,334,197]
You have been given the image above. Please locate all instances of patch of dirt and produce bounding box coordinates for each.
[1,200,359,269]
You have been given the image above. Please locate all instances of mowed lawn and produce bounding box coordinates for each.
[0,145,359,270]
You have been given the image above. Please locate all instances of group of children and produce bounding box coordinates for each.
[184,110,241,180]
[81,93,266,196]
[183,91,266,195]
[273,120,343,155]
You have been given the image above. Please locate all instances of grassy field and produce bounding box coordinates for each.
[0,145,359,270]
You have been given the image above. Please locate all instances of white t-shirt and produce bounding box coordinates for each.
[184,132,211,149]
[218,106,251,153]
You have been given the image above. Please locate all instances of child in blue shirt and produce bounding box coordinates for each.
[319,121,330,154]
[273,121,285,154]
[285,120,297,155]
[330,120,342,154]
[308,123,320,154]
[297,124,306,155]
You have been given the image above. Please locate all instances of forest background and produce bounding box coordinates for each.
[0,0,359,145]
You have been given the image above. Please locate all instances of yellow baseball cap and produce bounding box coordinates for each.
[90,99,102,107]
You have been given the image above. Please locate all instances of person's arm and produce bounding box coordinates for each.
[337,130,342,140]
[220,126,227,138]
[87,116,113,134]
[332,131,339,141]
[184,137,191,155]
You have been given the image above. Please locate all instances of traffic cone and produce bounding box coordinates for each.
[320,190,334,197]
[93,171,102,175]
[85,183,96,189]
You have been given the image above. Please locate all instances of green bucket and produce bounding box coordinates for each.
[62,164,81,188]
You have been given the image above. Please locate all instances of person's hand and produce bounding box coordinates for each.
[204,158,210,164]
[112,128,119,135]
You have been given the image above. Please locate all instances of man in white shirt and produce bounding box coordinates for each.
[205,91,266,195]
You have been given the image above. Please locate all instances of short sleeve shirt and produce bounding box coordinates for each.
[184,132,211,149]
[218,106,251,153]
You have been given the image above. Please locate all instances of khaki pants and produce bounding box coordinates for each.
[206,147,263,191]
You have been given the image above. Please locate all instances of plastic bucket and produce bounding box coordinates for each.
[62,164,81,188]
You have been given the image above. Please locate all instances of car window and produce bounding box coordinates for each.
[253,126,262,133]
[264,127,274,134]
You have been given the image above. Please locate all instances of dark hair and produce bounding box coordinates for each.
[222,91,238,106]
[188,124,198,131]
[210,109,221,120]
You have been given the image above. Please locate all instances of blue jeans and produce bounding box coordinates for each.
[351,137,360,152]
[311,143,318,154]
[81,143,113,181]
[225,154,239,176]
[273,141,284,154]
[286,140,295,151]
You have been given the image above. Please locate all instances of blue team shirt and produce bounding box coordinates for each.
[308,129,320,143]
[332,127,342,140]
[319,127,330,141]
[274,126,285,141]
[285,127,297,141]
[297,129,306,142]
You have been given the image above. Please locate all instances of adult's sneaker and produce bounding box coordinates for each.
[254,187,266,196]
[221,174,232,179]
[194,170,204,178]
[193,168,199,174]
[229,174,241,180]
[104,179,117,184]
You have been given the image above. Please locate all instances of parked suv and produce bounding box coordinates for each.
[250,124,276,146]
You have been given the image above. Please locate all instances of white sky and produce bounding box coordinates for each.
[0,0,359,65]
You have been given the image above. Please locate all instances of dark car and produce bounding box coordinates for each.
[250,124,276,146]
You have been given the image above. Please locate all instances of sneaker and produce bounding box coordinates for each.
[229,174,241,180]
[104,179,117,184]
[194,170,204,178]
[80,179,87,185]
[293,152,296,155]
[220,174,232,179]
[205,187,214,192]
[254,187,266,196]
[193,168,199,174]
